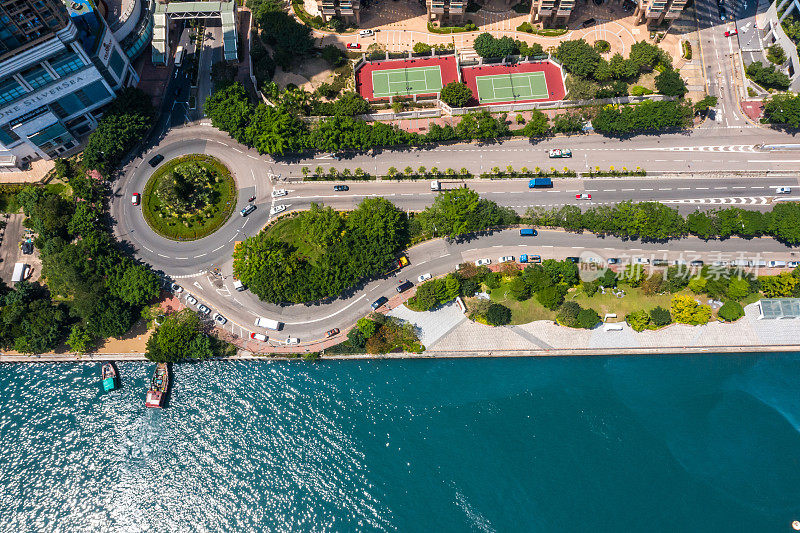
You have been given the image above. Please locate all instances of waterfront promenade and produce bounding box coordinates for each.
[3,303,800,362]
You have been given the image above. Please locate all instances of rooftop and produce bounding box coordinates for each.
[758,298,800,320]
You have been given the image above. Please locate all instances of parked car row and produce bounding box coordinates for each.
[171,283,228,325]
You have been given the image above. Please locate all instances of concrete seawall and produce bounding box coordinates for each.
[2,343,798,363]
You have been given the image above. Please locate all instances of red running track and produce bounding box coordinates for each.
[461,61,566,105]
[355,56,459,101]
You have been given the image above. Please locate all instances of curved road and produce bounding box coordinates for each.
[112,123,800,348]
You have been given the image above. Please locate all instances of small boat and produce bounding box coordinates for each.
[145,363,169,408]
[101,363,117,391]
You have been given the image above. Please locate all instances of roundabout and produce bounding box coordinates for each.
[111,124,800,352]
[141,154,237,241]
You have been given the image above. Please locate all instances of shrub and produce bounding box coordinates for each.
[509,277,531,301]
[655,67,687,97]
[593,40,610,53]
[413,42,432,54]
[630,85,654,96]
[577,308,600,329]
[767,43,787,65]
[440,81,473,108]
[485,303,512,326]
[536,285,566,310]
[649,306,671,326]
[726,277,751,300]
[746,61,791,91]
[485,271,502,289]
[557,301,582,327]
[718,300,744,322]
[626,310,651,332]
[670,295,712,325]
[582,281,598,297]
[517,21,533,32]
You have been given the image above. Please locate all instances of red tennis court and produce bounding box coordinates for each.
[461,61,565,105]
[356,56,458,101]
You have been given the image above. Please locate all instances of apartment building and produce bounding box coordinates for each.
[530,0,574,27]
[0,0,137,171]
[427,0,466,24]
[531,0,686,27]
[316,0,361,24]
[634,0,688,25]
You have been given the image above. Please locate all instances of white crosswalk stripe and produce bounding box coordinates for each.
[661,196,771,205]
[637,145,758,152]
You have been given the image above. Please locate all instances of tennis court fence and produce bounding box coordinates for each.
[439,94,675,115]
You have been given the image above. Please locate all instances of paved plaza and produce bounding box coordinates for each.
[420,303,800,354]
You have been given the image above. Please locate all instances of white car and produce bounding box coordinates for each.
[776,186,792,194]
[213,313,227,325]
[271,189,287,198]
[286,337,300,345]
[475,258,492,267]
[197,304,211,316]
[788,261,800,268]
[712,260,729,267]
[634,257,650,265]
[417,273,432,283]
[185,294,198,306]
[250,332,268,342]
[359,29,374,36]
[498,256,515,263]
[170,283,183,294]
[270,204,287,215]
[575,193,592,200]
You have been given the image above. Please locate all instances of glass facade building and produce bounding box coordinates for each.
[0,0,139,170]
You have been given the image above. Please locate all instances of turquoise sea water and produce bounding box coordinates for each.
[1,354,800,532]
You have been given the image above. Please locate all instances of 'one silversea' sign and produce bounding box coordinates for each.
[0,71,103,123]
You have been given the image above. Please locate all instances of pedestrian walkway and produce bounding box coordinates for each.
[425,302,800,353]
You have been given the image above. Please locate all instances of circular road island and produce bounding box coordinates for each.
[141,154,237,241]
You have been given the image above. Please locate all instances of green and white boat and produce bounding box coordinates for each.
[101,363,117,392]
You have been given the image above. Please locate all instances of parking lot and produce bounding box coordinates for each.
[0,214,40,285]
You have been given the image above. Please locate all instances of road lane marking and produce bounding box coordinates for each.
[282,295,368,324]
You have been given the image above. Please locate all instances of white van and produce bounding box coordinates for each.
[431,180,441,191]
[768,260,787,268]
[11,263,29,283]
[174,45,185,67]
[359,29,374,37]
[233,279,246,292]
[255,317,283,330]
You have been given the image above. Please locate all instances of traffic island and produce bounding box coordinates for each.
[141,154,237,241]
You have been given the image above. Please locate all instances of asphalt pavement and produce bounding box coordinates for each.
[110,122,800,346]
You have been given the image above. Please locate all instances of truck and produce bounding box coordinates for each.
[431,180,441,191]
[11,263,29,283]
[254,317,283,330]
[174,45,185,67]
[519,254,541,264]
[386,254,409,274]
[528,178,553,188]
[519,228,537,236]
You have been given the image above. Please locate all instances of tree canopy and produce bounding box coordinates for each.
[440,82,473,108]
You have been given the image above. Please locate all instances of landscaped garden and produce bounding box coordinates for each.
[141,154,236,241]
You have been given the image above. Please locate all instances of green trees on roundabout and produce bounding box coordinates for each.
[142,155,236,240]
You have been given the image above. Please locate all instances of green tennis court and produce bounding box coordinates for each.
[371,66,443,98]
[475,71,549,103]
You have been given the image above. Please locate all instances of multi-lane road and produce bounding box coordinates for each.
[111,121,800,346]
[111,0,797,345]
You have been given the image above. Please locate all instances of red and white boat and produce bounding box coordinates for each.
[145,363,169,408]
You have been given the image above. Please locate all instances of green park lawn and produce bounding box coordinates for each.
[486,278,695,325]
[485,281,556,324]
[263,215,324,264]
[142,154,236,241]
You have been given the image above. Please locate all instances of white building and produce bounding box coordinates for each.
[0,0,139,171]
